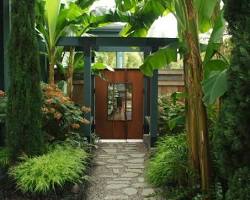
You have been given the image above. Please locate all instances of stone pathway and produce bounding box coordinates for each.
[86,142,161,200]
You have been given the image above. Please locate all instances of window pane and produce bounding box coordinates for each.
[107,83,132,121]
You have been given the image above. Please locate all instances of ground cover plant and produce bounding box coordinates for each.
[10,144,89,194]
[145,133,203,200]
[146,134,188,187]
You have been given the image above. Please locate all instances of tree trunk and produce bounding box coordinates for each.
[184,0,211,198]
[67,47,75,98]
[7,0,44,159]
[48,48,55,85]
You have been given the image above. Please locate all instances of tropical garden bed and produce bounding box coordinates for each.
[1,0,250,200]
[0,85,94,199]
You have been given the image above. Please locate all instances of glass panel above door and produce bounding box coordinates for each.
[107,83,132,121]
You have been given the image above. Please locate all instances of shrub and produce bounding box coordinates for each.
[0,148,10,167]
[158,93,185,135]
[0,85,90,143]
[213,0,250,181]
[225,167,250,200]
[9,144,89,193]
[146,133,189,187]
[41,83,90,141]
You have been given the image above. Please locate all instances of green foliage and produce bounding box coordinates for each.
[158,93,185,135]
[225,167,250,200]
[123,52,144,68]
[202,69,228,105]
[140,44,178,76]
[1,84,90,143]
[146,134,189,187]
[95,52,116,69]
[9,144,88,193]
[213,0,250,178]
[0,148,10,167]
[194,0,219,33]
[203,11,226,64]
[0,92,7,123]
[117,0,171,37]
[7,0,44,159]
[41,83,90,141]
[91,62,114,77]
[201,10,229,105]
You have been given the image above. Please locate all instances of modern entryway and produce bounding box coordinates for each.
[95,69,144,139]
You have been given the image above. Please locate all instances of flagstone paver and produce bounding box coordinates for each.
[86,142,162,200]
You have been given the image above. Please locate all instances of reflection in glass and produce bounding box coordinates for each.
[107,83,132,121]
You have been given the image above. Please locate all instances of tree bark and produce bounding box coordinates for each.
[184,0,211,198]
[67,47,75,98]
[48,48,55,85]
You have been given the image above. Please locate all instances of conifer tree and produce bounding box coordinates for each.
[214,0,250,178]
[7,0,44,159]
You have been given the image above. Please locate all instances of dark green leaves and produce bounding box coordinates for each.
[194,0,219,32]
[140,44,178,76]
[201,9,228,105]
[118,0,171,37]
[115,0,137,12]
[204,10,226,63]
[204,59,228,79]
[202,69,228,105]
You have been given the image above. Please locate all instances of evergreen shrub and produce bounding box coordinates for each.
[225,167,250,200]
[213,0,250,178]
[7,0,44,158]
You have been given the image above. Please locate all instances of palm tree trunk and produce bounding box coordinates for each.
[184,0,211,198]
[67,47,75,98]
[48,48,55,85]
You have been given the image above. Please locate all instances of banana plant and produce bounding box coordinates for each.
[36,0,120,97]
[115,0,226,197]
[36,0,78,85]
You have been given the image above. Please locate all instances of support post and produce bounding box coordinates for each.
[143,50,150,134]
[83,47,92,141]
[91,74,95,132]
[150,70,158,146]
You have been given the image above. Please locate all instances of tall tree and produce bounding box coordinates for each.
[7,0,44,159]
[115,0,226,197]
[213,0,250,180]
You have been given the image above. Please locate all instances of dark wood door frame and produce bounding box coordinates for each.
[95,69,144,139]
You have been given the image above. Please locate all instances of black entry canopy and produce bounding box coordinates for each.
[57,36,177,52]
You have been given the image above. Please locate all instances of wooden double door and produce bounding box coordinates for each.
[95,69,144,139]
